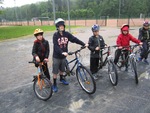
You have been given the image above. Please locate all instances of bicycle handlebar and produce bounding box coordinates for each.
[28,61,46,65]
[68,46,86,55]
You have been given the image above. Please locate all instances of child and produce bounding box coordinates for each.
[114,24,142,71]
[138,21,150,64]
[32,28,50,80]
[88,24,106,80]
[52,18,88,92]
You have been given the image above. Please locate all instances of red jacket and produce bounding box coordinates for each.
[116,33,141,47]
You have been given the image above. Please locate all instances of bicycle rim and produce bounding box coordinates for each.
[108,60,118,86]
[33,78,52,101]
[131,59,138,84]
[76,66,96,94]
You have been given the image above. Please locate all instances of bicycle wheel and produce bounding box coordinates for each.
[130,58,138,84]
[76,66,96,94]
[108,60,118,86]
[33,76,53,101]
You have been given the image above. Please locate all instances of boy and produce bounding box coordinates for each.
[88,24,106,80]
[114,24,142,71]
[32,28,50,80]
[138,21,150,64]
[52,18,88,92]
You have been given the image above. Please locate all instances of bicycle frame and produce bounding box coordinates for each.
[117,45,140,68]
[29,61,47,89]
[98,46,111,69]
[66,52,82,74]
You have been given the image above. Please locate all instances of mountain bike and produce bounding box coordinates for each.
[64,47,96,94]
[115,45,141,84]
[28,61,52,101]
[98,46,118,86]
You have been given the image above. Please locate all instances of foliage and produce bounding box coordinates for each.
[0,0,150,21]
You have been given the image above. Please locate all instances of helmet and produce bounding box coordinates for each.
[34,28,44,36]
[143,21,149,27]
[121,24,129,31]
[91,24,100,32]
[55,18,65,28]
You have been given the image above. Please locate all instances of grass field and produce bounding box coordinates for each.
[0,25,79,40]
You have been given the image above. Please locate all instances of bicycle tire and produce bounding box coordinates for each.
[108,60,118,86]
[33,77,53,101]
[76,65,96,94]
[131,58,138,84]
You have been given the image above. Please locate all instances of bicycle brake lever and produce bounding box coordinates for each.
[68,52,73,55]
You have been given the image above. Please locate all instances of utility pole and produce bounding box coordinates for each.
[52,0,56,24]
[67,0,71,32]
[14,0,18,21]
[118,0,121,18]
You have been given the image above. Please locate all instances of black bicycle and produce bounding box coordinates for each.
[115,45,141,84]
[98,46,118,86]
[28,61,53,101]
[64,47,96,94]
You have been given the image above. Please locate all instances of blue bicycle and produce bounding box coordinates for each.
[64,47,96,94]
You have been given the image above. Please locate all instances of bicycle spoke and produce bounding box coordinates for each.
[76,66,96,94]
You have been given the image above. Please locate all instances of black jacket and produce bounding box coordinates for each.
[32,38,49,61]
[88,35,105,58]
[138,27,150,42]
[53,31,85,59]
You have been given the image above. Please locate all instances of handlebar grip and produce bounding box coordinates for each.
[81,46,86,49]
[28,61,35,63]
[68,52,74,55]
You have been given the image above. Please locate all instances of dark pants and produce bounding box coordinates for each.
[114,49,129,67]
[42,63,50,80]
[90,57,99,74]
[140,41,149,59]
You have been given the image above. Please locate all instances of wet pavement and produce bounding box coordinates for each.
[0,27,150,113]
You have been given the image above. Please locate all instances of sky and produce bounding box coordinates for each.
[2,0,47,8]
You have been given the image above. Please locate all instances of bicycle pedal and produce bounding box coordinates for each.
[71,72,75,76]
[33,75,37,79]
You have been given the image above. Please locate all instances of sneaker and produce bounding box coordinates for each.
[93,74,98,80]
[52,85,58,92]
[60,79,69,85]
[143,59,149,65]
[137,57,142,62]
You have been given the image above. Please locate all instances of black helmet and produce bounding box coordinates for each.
[91,24,100,32]
[55,18,65,28]
[143,21,149,27]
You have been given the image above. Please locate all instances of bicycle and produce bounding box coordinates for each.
[98,46,118,86]
[28,61,53,101]
[115,45,141,84]
[64,46,96,94]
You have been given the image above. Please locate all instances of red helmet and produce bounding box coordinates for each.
[121,24,129,31]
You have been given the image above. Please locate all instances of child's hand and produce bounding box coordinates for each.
[44,58,49,63]
[35,56,40,62]
[95,47,100,50]
[118,46,123,49]
[62,52,68,56]
[139,42,143,45]
[85,43,89,47]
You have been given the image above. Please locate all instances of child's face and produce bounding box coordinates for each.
[36,34,43,40]
[59,25,65,32]
[122,30,128,35]
[144,26,149,30]
[93,31,99,36]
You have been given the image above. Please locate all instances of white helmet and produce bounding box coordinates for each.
[55,18,65,28]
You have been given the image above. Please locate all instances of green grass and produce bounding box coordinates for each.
[0,25,80,40]
[0,26,55,40]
